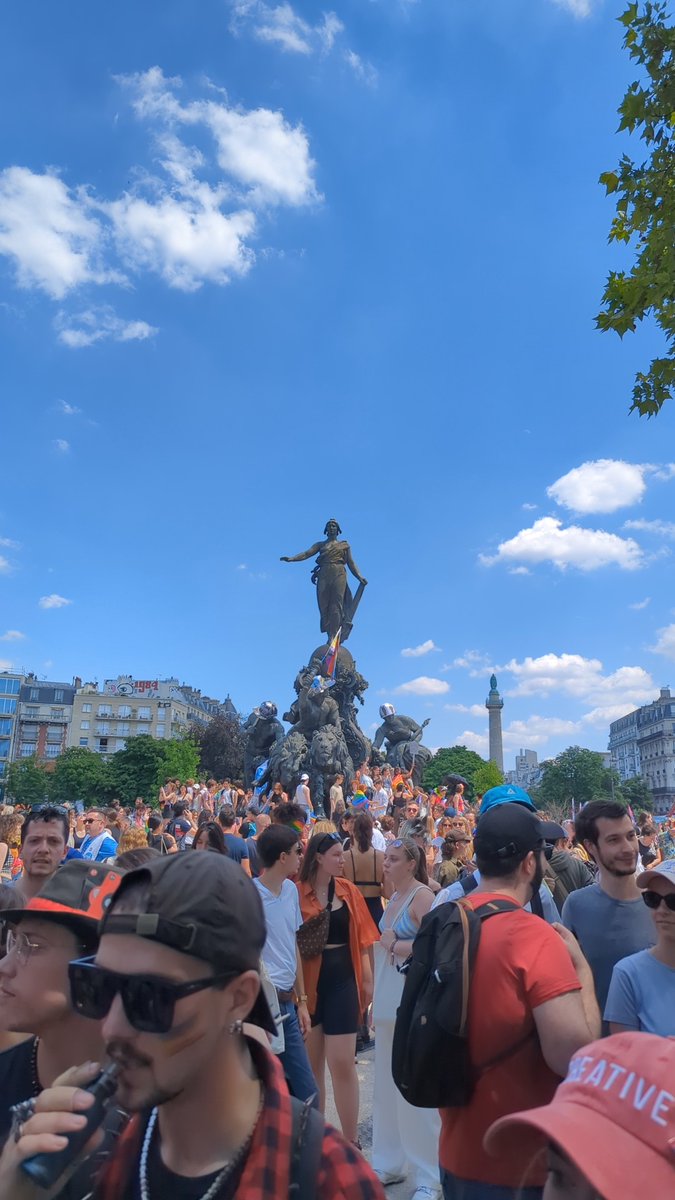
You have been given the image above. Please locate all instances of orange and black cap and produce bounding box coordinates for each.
[1,861,123,940]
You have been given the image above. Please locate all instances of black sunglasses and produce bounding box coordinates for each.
[69,957,238,1034]
[29,804,68,816]
[641,890,675,912]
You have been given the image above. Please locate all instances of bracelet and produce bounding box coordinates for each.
[390,939,399,960]
[296,994,308,1004]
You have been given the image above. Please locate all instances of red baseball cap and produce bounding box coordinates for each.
[484,1033,675,1199]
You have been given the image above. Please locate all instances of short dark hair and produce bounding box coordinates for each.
[257,825,300,868]
[474,847,527,880]
[147,813,163,833]
[217,807,236,830]
[270,802,305,829]
[21,807,68,844]
[116,847,161,871]
[575,800,630,848]
[173,802,187,817]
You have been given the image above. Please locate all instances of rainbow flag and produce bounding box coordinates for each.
[352,791,369,809]
[321,627,341,680]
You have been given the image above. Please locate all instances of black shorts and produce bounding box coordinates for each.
[311,945,360,1035]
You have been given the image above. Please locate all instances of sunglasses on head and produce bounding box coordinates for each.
[69,957,238,1034]
[641,890,675,912]
[315,832,341,854]
[29,804,68,816]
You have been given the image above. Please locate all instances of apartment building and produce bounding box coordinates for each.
[14,675,76,765]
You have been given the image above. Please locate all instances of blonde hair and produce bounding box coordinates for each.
[311,819,338,836]
[117,827,149,854]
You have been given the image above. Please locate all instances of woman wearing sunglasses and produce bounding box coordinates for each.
[296,831,379,1146]
[604,857,675,1036]
[372,837,441,1198]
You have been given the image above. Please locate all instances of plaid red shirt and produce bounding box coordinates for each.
[95,1038,385,1199]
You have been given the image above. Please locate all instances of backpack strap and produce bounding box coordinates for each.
[471,898,537,1073]
[460,873,478,895]
[288,1097,324,1198]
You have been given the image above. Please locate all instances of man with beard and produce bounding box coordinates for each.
[0,853,385,1200]
[439,804,600,1200]
[562,799,656,1016]
[10,807,70,902]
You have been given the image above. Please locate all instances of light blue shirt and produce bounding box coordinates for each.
[604,949,675,1036]
[431,871,559,924]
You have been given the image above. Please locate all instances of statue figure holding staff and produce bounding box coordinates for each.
[280,519,367,642]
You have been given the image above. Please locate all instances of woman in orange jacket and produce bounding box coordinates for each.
[296,830,379,1144]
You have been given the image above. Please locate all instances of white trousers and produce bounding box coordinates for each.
[372,1018,442,1190]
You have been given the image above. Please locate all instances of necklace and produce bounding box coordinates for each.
[30,1036,40,1097]
[138,1085,264,1200]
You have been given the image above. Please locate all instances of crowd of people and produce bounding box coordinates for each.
[0,771,672,1199]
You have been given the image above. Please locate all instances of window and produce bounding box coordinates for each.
[0,699,17,715]
[0,738,10,758]
[79,737,89,747]
[115,739,127,751]
[116,722,130,736]
[44,744,60,759]
[54,689,64,702]
[20,744,34,757]
[25,707,39,718]
[21,725,38,740]
[97,705,113,718]
[136,727,150,736]
[0,719,10,737]
[0,678,20,696]
[97,737,108,752]
[118,705,131,718]
[156,725,165,738]
[138,707,151,721]
[46,726,62,744]
[82,703,92,714]
[50,708,65,720]
[80,720,90,731]
[96,723,110,736]
[29,688,39,702]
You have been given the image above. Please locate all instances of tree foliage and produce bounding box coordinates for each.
[5,757,49,806]
[422,745,489,795]
[617,773,654,813]
[109,736,168,805]
[156,738,200,792]
[596,2,675,416]
[472,761,504,796]
[536,746,618,812]
[49,747,113,807]
[189,716,245,781]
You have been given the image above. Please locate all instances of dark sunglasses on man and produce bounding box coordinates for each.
[69,957,239,1034]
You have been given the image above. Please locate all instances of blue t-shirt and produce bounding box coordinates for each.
[432,871,560,924]
[604,949,675,1036]
[80,834,118,862]
[562,883,656,1012]
[222,833,249,864]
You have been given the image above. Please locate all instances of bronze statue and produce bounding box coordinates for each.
[280,519,367,642]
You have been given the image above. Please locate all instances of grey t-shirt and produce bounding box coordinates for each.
[604,948,675,1036]
[561,883,656,1011]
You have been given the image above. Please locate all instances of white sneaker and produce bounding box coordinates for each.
[374,1169,407,1186]
[411,1189,441,1200]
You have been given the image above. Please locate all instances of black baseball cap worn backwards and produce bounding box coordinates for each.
[474,803,549,868]
[100,852,276,1034]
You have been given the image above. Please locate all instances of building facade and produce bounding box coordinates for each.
[609,689,675,816]
[0,672,23,798]
[506,748,544,791]
[14,676,76,766]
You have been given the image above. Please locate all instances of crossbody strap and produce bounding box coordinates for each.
[288,1097,324,1198]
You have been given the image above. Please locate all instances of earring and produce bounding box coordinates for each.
[229,1018,243,1035]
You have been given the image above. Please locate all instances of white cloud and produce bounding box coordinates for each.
[629,597,651,610]
[509,566,531,576]
[401,639,440,658]
[650,623,675,662]
[454,729,489,755]
[0,659,14,671]
[552,0,594,16]
[0,630,25,641]
[502,652,655,708]
[444,703,486,718]
[58,400,81,415]
[582,703,640,727]
[503,715,581,748]
[547,459,647,514]
[53,439,70,453]
[480,517,642,571]
[0,167,118,299]
[56,306,158,348]
[449,650,493,674]
[38,594,73,609]
[394,676,450,697]
[344,50,378,85]
[522,502,538,511]
[624,518,675,538]
[230,3,346,56]
[0,537,19,549]
[0,557,11,574]
[0,69,319,322]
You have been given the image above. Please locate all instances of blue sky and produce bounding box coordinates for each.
[1,0,674,770]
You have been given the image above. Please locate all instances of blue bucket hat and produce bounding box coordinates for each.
[479,784,537,816]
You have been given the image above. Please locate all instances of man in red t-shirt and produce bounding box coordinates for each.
[439,804,601,1200]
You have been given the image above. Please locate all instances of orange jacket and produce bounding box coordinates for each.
[296,877,379,1016]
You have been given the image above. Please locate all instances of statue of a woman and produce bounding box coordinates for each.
[280,519,367,642]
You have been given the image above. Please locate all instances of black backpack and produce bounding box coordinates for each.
[459,871,545,919]
[392,897,521,1108]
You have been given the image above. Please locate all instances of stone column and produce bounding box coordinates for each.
[485,674,504,773]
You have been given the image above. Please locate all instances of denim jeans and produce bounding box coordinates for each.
[441,1169,542,1200]
[277,1000,319,1105]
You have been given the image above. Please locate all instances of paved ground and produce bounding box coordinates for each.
[325,1043,413,1200]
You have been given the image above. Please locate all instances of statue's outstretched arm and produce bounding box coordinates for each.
[345,548,368,585]
[280,541,322,563]
[372,724,385,750]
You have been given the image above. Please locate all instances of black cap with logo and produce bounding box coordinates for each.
[474,803,560,868]
[100,852,276,1033]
